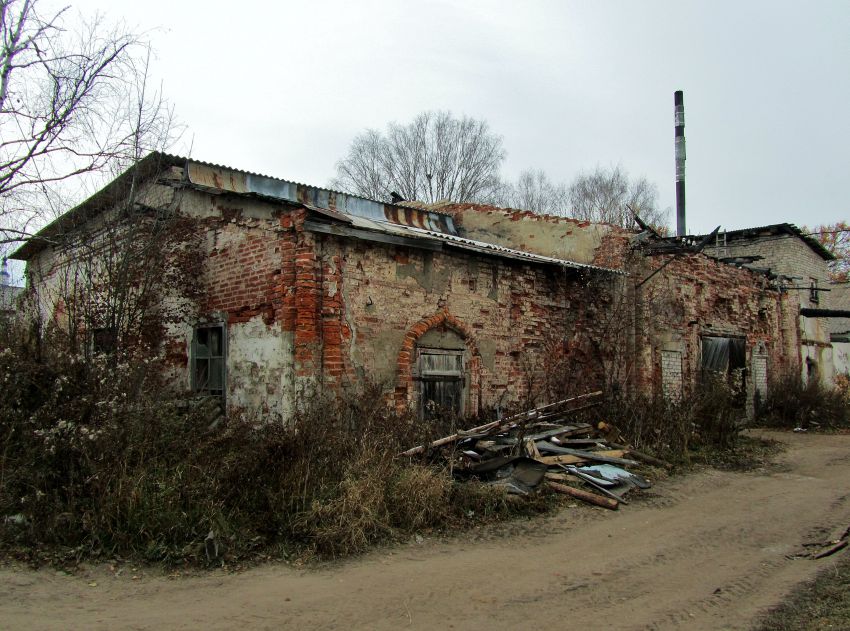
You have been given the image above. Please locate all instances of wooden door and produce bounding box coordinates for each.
[417,348,464,419]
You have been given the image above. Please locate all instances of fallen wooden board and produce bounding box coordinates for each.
[539,450,639,467]
[608,442,674,470]
[544,472,581,483]
[813,540,848,559]
[523,401,602,425]
[550,438,610,447]
[525,424,594,442]
[546,481,619,510]
[398,391,602,457]
[495,424,595,446]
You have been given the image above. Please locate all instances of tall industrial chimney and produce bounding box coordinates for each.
[674,90,686,236]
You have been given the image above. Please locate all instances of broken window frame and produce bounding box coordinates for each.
[191,323,226,400]
[700,335,747,406]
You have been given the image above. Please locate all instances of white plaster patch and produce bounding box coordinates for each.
[226,316,289,421]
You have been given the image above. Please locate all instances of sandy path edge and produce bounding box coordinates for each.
[2,431,850,631]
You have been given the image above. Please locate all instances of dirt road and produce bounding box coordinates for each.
[3,431,850,631]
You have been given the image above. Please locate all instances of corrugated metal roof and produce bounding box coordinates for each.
[11,152,621,274]
[337,215,621,273]
[185,159,457,234]
[405,227,621,273]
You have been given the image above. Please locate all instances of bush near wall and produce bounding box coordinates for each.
[757,372,849,429]
[0,323,549,565]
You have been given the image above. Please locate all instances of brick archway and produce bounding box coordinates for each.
[394,309,481,415]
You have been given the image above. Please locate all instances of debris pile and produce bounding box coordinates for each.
[400,391,672,510]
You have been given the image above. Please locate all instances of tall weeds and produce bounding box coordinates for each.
[757,372,849,429]
[0,323,540,564]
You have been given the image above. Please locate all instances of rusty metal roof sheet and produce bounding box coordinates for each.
[184,159,458,235]
[339,215,621,273]
[11,152,616,276]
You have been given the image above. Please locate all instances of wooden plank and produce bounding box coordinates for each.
[524,424,592,442]
[544,472,580,483]
[813,540,848,559]
[538,450,638,467]
[523,438,542,460]
[399,391,602,457]
[551,438,609,447]
[546,481,619,510]
[608,443,674,469]
[500,391,603,424]
[525,401,602,424]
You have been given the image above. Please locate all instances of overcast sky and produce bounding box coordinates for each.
[65,0,850,234]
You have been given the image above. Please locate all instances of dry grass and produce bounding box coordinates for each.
[0,324,549,566]
[757,372,849,429]
[752,551,850,630]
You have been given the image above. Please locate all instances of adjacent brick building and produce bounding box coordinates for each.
[699,224,835,385]
[11,153,801,421]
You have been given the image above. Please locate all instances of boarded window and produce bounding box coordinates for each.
[660,350,683,400]
[416,348,464,419]
[192,324,225,397]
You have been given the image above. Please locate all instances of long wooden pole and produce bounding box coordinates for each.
[546,481,619,510]
[399,391,602,457]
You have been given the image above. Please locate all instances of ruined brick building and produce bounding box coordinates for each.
[11,153,801,420]
[698,224,838,385]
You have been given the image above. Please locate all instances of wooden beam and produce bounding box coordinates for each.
[546,481,619,510]
[538,450,637,467]
[399,391,603,457]
[608,443,674,469]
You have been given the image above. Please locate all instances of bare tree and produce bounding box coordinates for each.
[568,165,667,230]
[332,111,505,204]
[492,169,570,215]
[0,0,178,247]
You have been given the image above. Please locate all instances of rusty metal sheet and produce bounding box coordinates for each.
[382,204,458,235]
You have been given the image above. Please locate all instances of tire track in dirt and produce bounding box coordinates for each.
[2,431,850,631]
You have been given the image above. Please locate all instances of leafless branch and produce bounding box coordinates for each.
[331,111,505,204]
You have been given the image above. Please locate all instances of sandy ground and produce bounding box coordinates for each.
[3,431,850,631]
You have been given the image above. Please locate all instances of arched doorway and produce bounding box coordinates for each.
[394,309,480,418]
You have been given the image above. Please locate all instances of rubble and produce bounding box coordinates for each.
[400,391,671,510]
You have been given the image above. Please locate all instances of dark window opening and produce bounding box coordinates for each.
[192,324,225,397]
[806,356,819,384]
[701,335,747,405]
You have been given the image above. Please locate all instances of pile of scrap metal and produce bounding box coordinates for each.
[399,391,672,510]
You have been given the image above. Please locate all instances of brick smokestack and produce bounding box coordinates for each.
[674,90,686,236]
